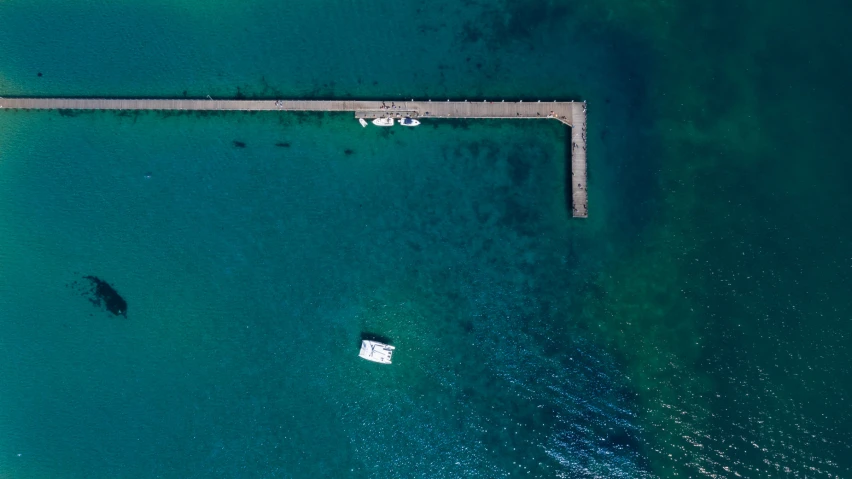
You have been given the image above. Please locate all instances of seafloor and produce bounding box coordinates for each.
[0,1,849,478]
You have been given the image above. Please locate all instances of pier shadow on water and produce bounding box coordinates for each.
[563,124,575,218]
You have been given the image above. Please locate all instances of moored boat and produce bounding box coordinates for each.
[400,117,420,127]
[372,117,394,127]
[359,118,368,127]
[359,340,395,364]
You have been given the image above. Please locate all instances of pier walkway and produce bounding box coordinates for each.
[0,97,588,217]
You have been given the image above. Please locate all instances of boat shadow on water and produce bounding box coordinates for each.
[360,332,392,347]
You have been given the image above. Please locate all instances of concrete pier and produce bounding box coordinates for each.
[0,97,588,218]
[571,102,588,218]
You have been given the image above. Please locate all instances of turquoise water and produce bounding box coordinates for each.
[1,1,850,478]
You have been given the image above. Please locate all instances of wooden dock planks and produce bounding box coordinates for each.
[0,98,574,120]
[570,102,588,218]
[0,97,588,217]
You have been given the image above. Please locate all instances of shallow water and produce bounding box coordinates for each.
[1,1,850,477]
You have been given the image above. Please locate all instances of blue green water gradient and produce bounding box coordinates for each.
[1,1,850,478]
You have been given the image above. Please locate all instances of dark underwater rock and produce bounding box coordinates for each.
[72,276,128,317]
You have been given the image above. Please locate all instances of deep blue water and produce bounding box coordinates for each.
[1,1,850,478]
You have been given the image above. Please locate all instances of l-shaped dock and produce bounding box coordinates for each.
[0,97,588,217]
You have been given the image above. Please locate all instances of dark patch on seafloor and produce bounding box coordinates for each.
[233,140,246,148]
[71,276,128,317]
[344,148,354,155]
[275,142,290,147]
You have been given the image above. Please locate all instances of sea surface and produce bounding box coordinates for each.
[0,1,849,478]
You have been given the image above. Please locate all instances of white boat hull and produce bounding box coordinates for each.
[400,117,420,127]
[372,117,394,127]
[359,340,395,364]
[359,118,368,127]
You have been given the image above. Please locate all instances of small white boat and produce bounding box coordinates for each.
[372,117,394,127]
[359,118,368,127]
[400,117,420,127]
[359,340,395,364]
